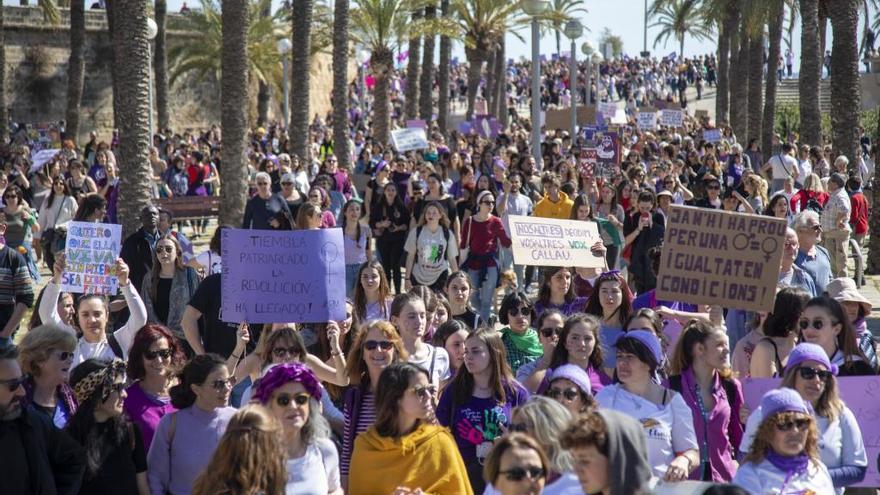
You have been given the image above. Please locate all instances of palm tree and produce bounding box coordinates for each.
[66,0,86,142]
[648,0,712,57]
[761,1,784,155]
[111,0,154,235]
[404,10,422,120]
[291,0,314,160]
[155,0,170,132]
[256,1,272,126]
[0,5,7,144]
[332,0,351,170]
[746,32,763,145]
[799,0,821,145]
[729,9,749,141]
[716,3,738,123]
[418,2,436,122]
[437,0,451,135]
[548,0,587,57]
[221,0,250,226]
[828,0,861,167]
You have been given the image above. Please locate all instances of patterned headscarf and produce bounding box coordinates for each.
[73,359,126,404]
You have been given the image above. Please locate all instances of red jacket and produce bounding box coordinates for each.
[850,191,869,235]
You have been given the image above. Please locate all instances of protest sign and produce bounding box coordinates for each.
[576,105,598,125]
[596,132,621,177]
[660,109,684,128]
[743,376,880,487]
[656,205,786,312]
[694,109,709,120]
[544,108,570,130]
[29,148,60,174]
[702,129,722,143]
[578,148,598,177]
[221,228,346,323]
[598,102,617,118]
[391,127,428,152]
[508,216,604,268]
[405,119,427,130]
[473,116,501,138]
[61,222,122,295]
[637,111,658,131]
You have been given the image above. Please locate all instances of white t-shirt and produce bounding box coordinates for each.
[285,438,341,495]
[409,345,452,387]
[740,404,867,495]
[595,384,698,481]
[769,153,799,181]
[404,226,458,286]
[733,458,834,494]
[195,250,222,276]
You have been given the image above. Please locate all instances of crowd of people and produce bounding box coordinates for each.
[0,48,876,495]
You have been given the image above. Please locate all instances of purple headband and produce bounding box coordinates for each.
[252,363,322,404]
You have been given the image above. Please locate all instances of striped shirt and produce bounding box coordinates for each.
[340,390,375,476]
[0,246,34,329]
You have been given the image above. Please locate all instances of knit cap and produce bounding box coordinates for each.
[760,388,810,421]
[784,343,838,376]
[615,330,663,368]
[549,364,591,395]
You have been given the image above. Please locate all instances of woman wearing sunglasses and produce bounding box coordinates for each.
[140,235,200,345]
[483,433,550,495]
[544,363,596,417]
[66,359,146,495]
[252,363,342,494]
[123,324,185,451]
[350,362,472,495]
[740,343,867,493]
[827,277,879,370]
[147,354,236,495]
[515,310,563,383]
[437,328,530,493]
[799,296,876,376]
[497,292,541,375]
[339,321,408,486]
[459,190,511,322]
[18,325,78,428]
[733,387,834,494]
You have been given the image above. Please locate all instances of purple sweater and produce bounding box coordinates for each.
[123,382,176,453]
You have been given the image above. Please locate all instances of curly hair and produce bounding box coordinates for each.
[344,320,408,386]
[743,411,820,465]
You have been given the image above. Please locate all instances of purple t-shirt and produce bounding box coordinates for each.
[436,381,529,464]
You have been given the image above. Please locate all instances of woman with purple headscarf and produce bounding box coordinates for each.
[252,363,342,495]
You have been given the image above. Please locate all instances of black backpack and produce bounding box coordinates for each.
[804,197,824,215]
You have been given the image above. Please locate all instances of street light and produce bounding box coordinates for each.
[581,41,593,107]
[146,18,158,139]
[277,38,292,128]
[564,20,583,142]
[522,0,548,170]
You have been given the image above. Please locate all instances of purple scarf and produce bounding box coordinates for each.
[854,318,868,339]
[766,450,809,478]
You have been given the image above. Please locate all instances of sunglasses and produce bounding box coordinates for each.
[3,195,17,200]
[275,392,310,407]
[364,340,394,351]
[500,466,545,482]
[412,385,437,401]
[540,327,563,338]
[56,351,74,361]
[707,185,721,190]
[144,349,173,361]
[107,382,126,395]
[209,377,236,391]
[546,387,580,401]
[156,246,175,254]
[480,200,495,205]
[272,346,301,359]
[798,318,836,331]
[797,366,832,382]
[507,307,531,317]
[775,418,810,432]
[0,376,26,392]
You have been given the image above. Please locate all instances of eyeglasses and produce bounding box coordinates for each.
[540,327,563,338]
[507,306,531,317]
[144,349,173,361]
[209,377,236,391]
[546,387,580,401]
[411,385,436,401]
[775,418,810,432]
[156,246,175,254]
[275,392,310,407]
[272,346,301,359]
[797,366,832,382]
[0,376,26,392]
[55,351,74,361]
[798,318,836,331]
[500,466,546,482]
[364,340,394,351]
[480,200,495,205]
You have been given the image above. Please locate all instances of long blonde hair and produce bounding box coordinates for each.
[192,405,286,495]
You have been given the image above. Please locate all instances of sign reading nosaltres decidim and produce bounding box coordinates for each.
[508,215,605,268]
[656,205,787,312]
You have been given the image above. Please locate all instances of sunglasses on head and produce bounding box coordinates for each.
[775,418,810,432]
[797,366,832,381]
[144,349,172,361]
[272,346,300,359]
[275,392,310,407]
[546,387,580,401]
[209,377,236,391]
[364,340,393,351]
[540,327,563,338]
[500,466,546,482]
[507,306,531,317]
[798,318,835,331]
[0,376,26,392]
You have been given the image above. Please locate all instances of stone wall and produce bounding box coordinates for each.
[3,6,340,142]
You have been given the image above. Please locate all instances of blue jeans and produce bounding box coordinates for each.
[345,263,362,299]
[469,266,498,323]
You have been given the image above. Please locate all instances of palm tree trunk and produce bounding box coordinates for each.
[485,47,497,116]
[290,0,313,160]
[828,0,861,168]
[255,0,271,127]
[404,12,421,121]
[730,13,749,142]
[155,0,169,132]
[113,0,154,235]
[556,28,561,59]
[106,0,121,128]
[332,0,351,170]
[495,39,506,125]
[437,0,450,136]
[65,0,86,143]
[747,33,764,144]
[220,0,250,225]
[418,4,435,122]
[0,5,7,144]
[465,46,486,121]
[818,0,828,63]
[372,48,394,145]
[716,4,737,124]
[799,0,821,146]
[869,164,880,273]
[762,2,783,155]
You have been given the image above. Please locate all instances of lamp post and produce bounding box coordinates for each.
[581,41,593,107]
[564,20,583,142]
[146,18,158,139]
[277,38,292,128]
[522,0,548,171]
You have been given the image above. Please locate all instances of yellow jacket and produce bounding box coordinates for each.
[349,423,473,495]
[533,191,574,219]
